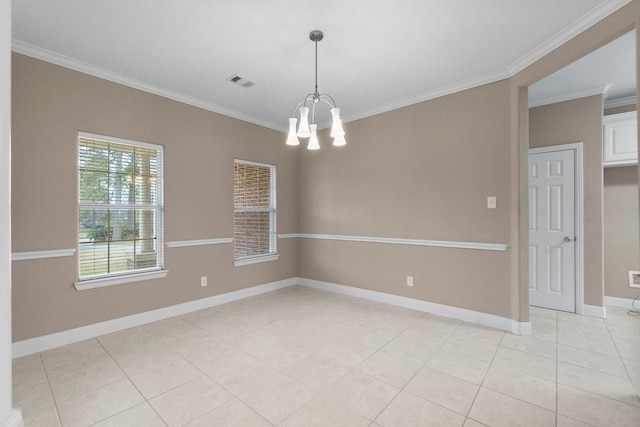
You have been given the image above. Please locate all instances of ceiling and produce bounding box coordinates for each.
[529,29,636,108]
[11,0,633,132]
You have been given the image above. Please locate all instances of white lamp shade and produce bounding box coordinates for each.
[333,134,347,147]
[307,124,320,150]
[286,118,300,145]
[297,107,311,138]
[330,108,345,137]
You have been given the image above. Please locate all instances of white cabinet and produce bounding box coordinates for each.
[603,111,638,167]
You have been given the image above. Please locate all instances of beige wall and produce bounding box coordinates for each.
[11,54,298,341]
[298,81,514,318]
[529,95,604,306]
[604,165,640,299]
[10,1,640,343]
[512,1,640,317]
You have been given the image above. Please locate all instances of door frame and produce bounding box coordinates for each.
[528,142,584,314]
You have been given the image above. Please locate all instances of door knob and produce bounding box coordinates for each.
[563,236,572,242]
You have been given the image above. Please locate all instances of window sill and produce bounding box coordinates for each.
[74,269,168,291]
[234,254,280,267]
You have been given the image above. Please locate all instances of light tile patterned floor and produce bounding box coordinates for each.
[12,286,640,426]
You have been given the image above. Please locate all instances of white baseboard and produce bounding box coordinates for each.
[13,275,536,357]
[12,278,297,358]
[298,278,531,336]
[604,296,638,310]
[583,304,607,318]
[0,410,23,427]
[512,321,533,336]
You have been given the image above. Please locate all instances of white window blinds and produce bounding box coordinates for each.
[78,133,164,280]
[233,160,276,262]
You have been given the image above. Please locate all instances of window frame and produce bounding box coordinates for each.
[75,132,166,290]
[233,159,279,267]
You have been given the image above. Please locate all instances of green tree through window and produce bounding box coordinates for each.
[78,133,163,279]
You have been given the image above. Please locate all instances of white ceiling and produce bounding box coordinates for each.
[529,30,636,108]
[11,0,633,132]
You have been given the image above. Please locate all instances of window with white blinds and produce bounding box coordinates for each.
[78,133,164,280]
[234,160,277,265]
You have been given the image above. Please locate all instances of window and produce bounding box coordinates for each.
[233,160,278,266]
[78,133,164,285]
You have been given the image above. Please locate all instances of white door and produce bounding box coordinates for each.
[528,149,576,312]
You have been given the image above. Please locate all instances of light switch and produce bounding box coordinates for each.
[487,196,497,209]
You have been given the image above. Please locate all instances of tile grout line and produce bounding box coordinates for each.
[22,290,638,426]
[313,313,430,424]
[94,335,170,427]
[461,324,506,426]
[602,311,640,401]
[180,307,302,426]
[39,351,65,427]
[368,315,456,424]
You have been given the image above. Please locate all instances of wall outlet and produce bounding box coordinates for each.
[406,276,414,287]
[629,271,640,288]
[200,276,207,287]
[487,196,497,209]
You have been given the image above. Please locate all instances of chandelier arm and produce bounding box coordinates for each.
[318,96,337,109]
[291,94,316,117]
[311,101,317,124]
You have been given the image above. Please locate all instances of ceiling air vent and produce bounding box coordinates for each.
[227,74,255,88]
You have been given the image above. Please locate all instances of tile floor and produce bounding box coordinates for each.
[11,285,640,427]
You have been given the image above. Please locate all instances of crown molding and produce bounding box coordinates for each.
[604,95,637,109]
[508,0,632,76]
[12,0,632,131]
[342,69,511,124]
[529,84,611,108]
[11,40,283,133]
[344,0,632,123]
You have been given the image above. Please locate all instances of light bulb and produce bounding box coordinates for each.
[307,124,320,150]
[297,107,311,138]
[286,118,299,145]
[330,108,345,137]
[333,134,346,147]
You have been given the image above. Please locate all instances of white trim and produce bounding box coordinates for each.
[628,271,640,288]
[9,1,630,134]
[298,278,529,335]
[507,0,632,75]
[604,96,637,109]
[1,0,19,422]
[528,143,584,315]
[603,159,638,168]
[287,233,508,252]
[277,234,298,239]
[529,84,611,108]
[233,253,280,267]
[10,2,630,134]
[74,269,168,291]
[12,275,537,357]
[604,296,638,310]
[13,278,297,357]
[340,70,511,126]
[512,322,533,336]
[78,131,162,152]
[234,158,274,168]
[11,248,76,261]
[12,41,282,133]
[0,411,23,427]
[165,238,232,248]
[583,304,607,318]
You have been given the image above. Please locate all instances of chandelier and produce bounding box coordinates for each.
[286,30,346,149]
